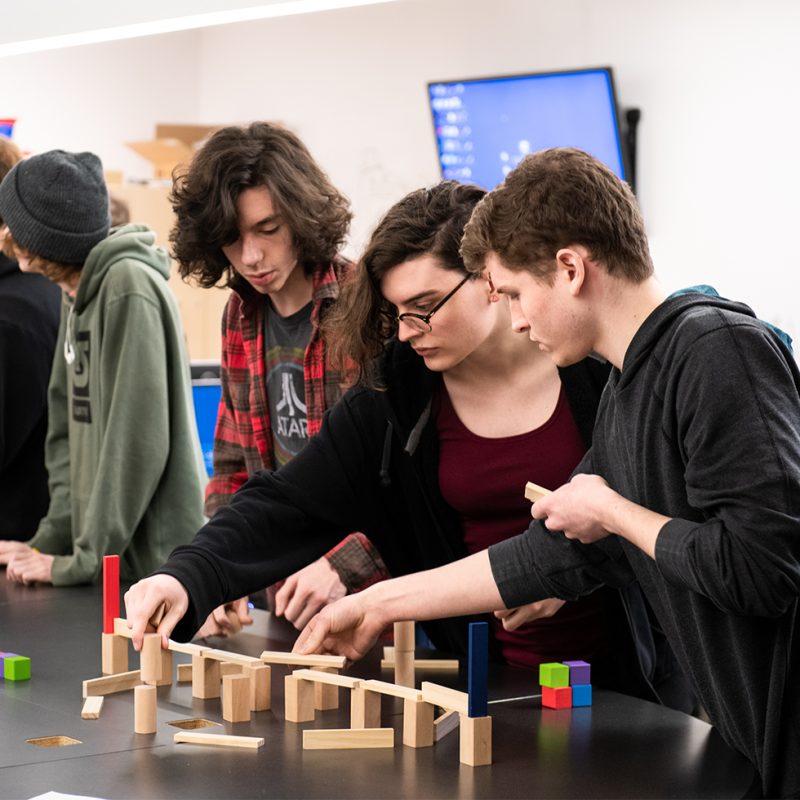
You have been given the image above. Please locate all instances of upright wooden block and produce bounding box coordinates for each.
[393,621,415,652]
[460,714,492,766]
[284,675,315,723]
[220,662,243,677]
[312,667,339,711]
[192,654,221,699]
[351,686,381,729]
[539,662,569,688]
[403,697,434,748]
[81,696,104,720]
[222,674,251,723]
[468,621,488,718]
[243,663,271,712]
[102,632,129,675]
[177,663,192,682]
[394,649,415,689]
[141,634,163,685]
[134,684,157,734]
[434,709,460,741]
[103,555,120,635]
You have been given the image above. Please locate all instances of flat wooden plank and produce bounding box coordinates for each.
[434,709,460,741]
[362,679,422,701]
[113,617,133,639]
[381,659,460,671]
[81,696,104,720]
[292,669,360,689]
[524,481,552,503]
[303,728,394,750]
[201,648,262,667]
[168,640,210,657]
[83,670,142,698]
[174,731,264,749]
[421,681,469,715]
[260,650,345,669]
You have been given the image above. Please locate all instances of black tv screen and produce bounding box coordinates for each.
[428,67,627,190]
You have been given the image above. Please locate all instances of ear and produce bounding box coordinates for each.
[555,246,589,297]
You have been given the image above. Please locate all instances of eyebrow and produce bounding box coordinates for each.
[249,214,280,228]
[395,289,440,307]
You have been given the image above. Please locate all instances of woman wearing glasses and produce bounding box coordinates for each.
[125,182,690,708]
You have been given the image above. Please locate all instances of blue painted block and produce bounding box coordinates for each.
[468,622,488,718]
[563,660,591,686]
[572,684,592,706]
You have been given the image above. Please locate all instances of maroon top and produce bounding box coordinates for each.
[435,382,610,670]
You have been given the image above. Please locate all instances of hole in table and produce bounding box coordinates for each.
[26,736,82,748]
[167,718,220,730]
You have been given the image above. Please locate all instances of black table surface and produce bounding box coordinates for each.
[0,578,755,799]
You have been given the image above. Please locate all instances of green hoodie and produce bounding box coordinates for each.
[29,224,208,585]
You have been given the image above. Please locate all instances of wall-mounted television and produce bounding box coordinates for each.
[427,67,628,191]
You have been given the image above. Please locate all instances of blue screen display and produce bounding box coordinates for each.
[192,382,221,476]
[429,68,625,190]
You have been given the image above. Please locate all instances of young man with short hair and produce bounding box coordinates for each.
[170,122,388,634]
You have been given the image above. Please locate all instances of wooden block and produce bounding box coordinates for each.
[222,674,251,723]
[312,667,339,711]
[103,555,120,635]
[201,648,262,667]
[524,481,552,503]
[291,669,360,689]
[83,670,142,698]
[243,663,271,712]
[381,658,460,671]
[303,728,394,750]
[102,632,128,675]
[284,675,315,723]
[134,684,157,734]
[468,621,488,718]
[539,662,569,689]
[393,621,415,653]
[81,696,104,720]
[383,646,394,661]
[154,647,173,687]
[351,686,381,729]
[459,714,492,766]
[225,608,243,634]
[420,681,469,715]
[572,684,592,707]
[394,648,415,689]
[542,685,572,709]
[434,709,460,741]
[192,654,221,699]
[220,662,243,677]
[174,731,264,749]
[260,650,345,669]
[140,634,163,685]
[362,679,423,701]
[113,617,133,639]
[563,660,591,686]
[168,640,210,657]
[177,663,192,682]
[403,696,434,748]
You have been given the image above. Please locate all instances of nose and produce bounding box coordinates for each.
[509,299,530,335]
[397,319,423,343]
[239,234,262,268]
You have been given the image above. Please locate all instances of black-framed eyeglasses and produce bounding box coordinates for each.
[396,274,471,333]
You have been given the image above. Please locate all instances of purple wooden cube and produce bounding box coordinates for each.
[563,660,591,686]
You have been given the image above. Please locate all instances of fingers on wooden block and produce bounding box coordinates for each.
[524,481,552,503]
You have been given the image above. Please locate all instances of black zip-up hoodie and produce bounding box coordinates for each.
[490,294,800,798]
[160,338,683,704]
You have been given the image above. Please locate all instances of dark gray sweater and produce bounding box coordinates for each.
[490,293,800,798]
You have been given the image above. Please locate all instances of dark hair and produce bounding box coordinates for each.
[461,148,653,283]
[170,122,352,288]
[0,138,22,227]
[2,228,82,284]
[322,181,486,387]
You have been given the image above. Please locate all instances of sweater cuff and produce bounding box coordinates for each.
[653,517,696,586]
[326,533,391,594]
[487,538,551,610]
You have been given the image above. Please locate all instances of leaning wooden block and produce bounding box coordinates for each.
[362,679,422,702]
[351,686,381,729]
[260,651,345,669]
[243,663,271,712]
[83,670,143,698]
[200,648,262,668]
[174,731,264,749]
[102,632,128,676]
[222,674,251,723]
[284,674,315,723]
[542,685,572,709]
[140,634,163,685]
[81,696,104,720]
[434,709,460,741]
[460,714,492,766]
[539,662,569,689]
[134,684,157,734]
[303,728,394,750]
[420,681,469,715]
[524,481,552,503]
[403,696,434,748]
[192,655,221,699]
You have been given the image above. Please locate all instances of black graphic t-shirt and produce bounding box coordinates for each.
[264,299,314,467]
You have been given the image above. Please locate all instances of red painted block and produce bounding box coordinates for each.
[542,685,572,709]
[103,555,120,634]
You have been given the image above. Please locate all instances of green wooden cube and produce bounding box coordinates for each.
[539,662,569,688]
[5,655,31,681]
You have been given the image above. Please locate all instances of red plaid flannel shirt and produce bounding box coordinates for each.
[205,256,389,592]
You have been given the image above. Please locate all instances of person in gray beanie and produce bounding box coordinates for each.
[0,149,208,585]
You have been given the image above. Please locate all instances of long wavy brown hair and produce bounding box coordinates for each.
[322,181,486,388]
[170,122,352,288]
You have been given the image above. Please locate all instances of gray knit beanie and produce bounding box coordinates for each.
[0,149,110,264]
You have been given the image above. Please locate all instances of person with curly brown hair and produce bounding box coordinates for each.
[169,122,388,636]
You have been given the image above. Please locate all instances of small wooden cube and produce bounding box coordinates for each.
[539,662,569,689]
[542,685,572,709]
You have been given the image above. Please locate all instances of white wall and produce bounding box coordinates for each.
[3,0,800,338]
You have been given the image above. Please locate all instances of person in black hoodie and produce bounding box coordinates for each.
[0,138,62,542]
[124,180,691,710]
[292,150,799,798]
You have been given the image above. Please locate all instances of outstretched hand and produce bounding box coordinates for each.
[196,596,253,638]
[5,549,54,584]
[269,557,347,630]
[494,597,565,631]
[124,574,189,651]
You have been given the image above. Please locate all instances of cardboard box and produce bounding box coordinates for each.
[126,124,219,180]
